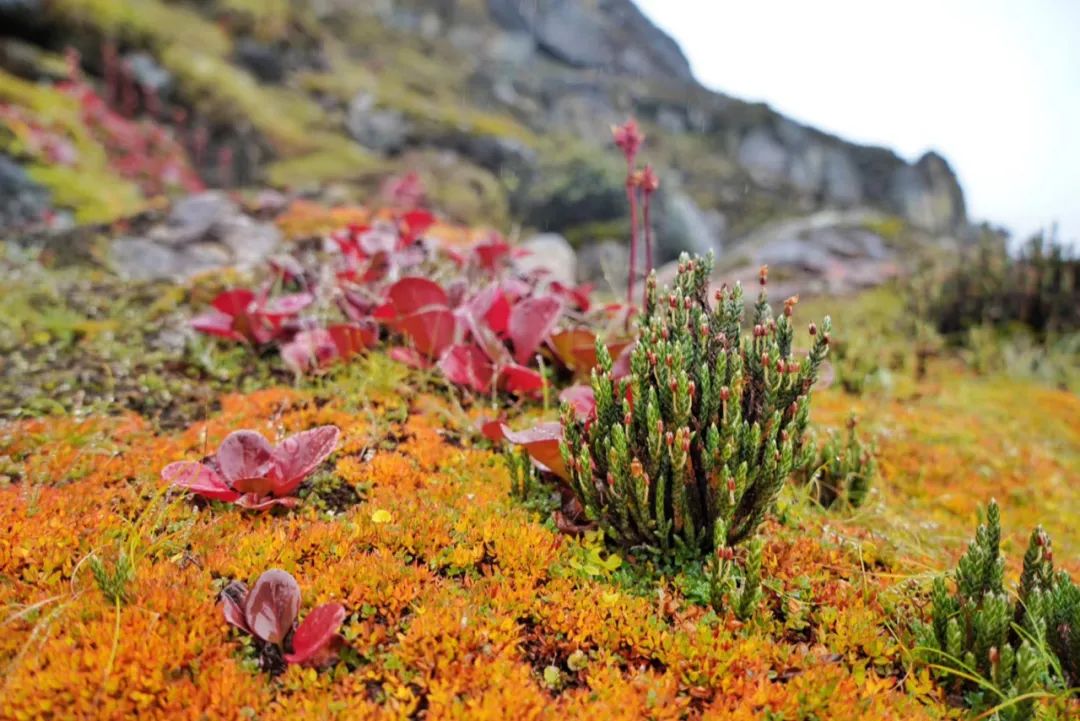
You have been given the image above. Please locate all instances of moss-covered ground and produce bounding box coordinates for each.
[1,215,1077,720]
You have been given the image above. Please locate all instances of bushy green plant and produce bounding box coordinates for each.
[916,500,1080,720]
[559,254,831,562]
[923,229,1079,338]
[799,416,877,509]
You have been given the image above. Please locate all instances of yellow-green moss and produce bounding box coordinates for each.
[49,0,231,57]
[264,137,383,189]
[0,69,144,222]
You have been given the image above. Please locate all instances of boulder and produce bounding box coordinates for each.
[577,238,629,293]
[718,209,903,297]
[654,189,724,263]
[125,52,172,94]
[346,92,410,154]
[0,154,49,232]
[515,233,577,286]
[154,191,239,246]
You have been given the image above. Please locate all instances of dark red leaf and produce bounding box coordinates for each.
[270,426,340,497]
[438,344,494,393]
[508,296,563,365]
[385,277,448,317]
[479,419,506,442]
[216,431,276,496]
[162,461,241,503]
[221,581,250,633]
[501,422,568,480]
[467,285,511,335]
[244,569,301,645]
[399,209,436,244]
[284,603,347,667]
[473,237,511,270]
[327,322,377,359]
[499,364,545,397]
[398,307,457,358]
[212,289,256,317]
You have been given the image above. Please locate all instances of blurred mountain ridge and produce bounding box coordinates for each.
[0,0,970,291]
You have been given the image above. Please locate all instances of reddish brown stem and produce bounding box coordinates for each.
[643,191,654,293]
[630,180,635,306]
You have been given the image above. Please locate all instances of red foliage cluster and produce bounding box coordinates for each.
[221,569,346,669]
[162,426,340,510]
[192,208,634,399]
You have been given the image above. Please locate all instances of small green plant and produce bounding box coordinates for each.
[915,500,1080,720]
[89,550,135,606]
[560,254,831,563]
[799,416,877,509]
[505,446,539,502]
[705,521,763,621]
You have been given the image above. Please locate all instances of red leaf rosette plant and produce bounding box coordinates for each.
[221,569,347,672]
[162,426,340,510]
[191,288,314,345]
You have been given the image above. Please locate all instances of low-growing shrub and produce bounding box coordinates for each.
[798,416,877,509]
[559,254,831,561]
[923,230,1079,338]
[915,500,1080,720]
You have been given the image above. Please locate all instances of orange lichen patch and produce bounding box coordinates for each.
[273,200,492,249]
[275,200,371,240]
[6,364,1077,719]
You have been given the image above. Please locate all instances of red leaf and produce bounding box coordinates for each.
[466,285,511,335]
[244,570,301,645]
[559,385,596,421]
[548,329,598,373]
[386,277,448,317]
[501,422,568,480]
[499,364,545,397]
[611,341,636,380]
[284,603,346,667]
[479,419,506,442]
[212,289,256,317]
[508,296,563,365]
[191,310,245,343]
[234,494,300,510]
[270,426,340,497]
[216,431,276,496]
[262,292,315,321]
[398,307,457,358]
[161,461,241,502]
[221,585,251,633]
[388,346,432,369]
[399,209,436,243]
[281,329,337,374]
[327,322,377,359]
[473,237,511,270]
[438,344,494,393]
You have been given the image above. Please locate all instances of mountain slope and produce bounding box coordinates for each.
[0,0,967,276]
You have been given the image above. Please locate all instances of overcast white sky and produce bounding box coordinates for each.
[636,0,1080,244]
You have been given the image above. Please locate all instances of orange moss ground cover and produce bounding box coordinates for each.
[1,360,1077,720]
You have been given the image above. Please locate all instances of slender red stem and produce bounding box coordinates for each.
[643,191,654,296]
[626,163,638,305]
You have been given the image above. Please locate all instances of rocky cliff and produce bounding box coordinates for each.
[0,0,968,291]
